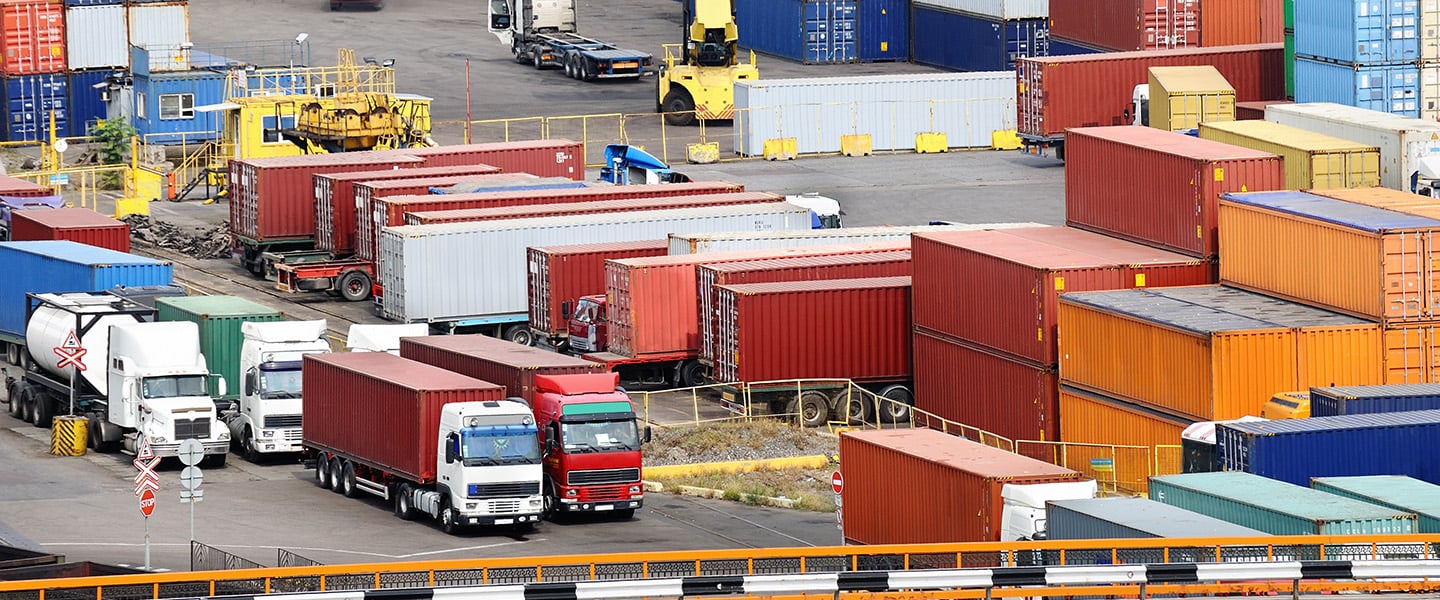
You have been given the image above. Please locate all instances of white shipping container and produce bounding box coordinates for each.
[1265,102,1440,192]
[379,203,814,323]
[734,71,1017,156]
[1425,0,1440,61]
[668,222,1047,255]
[66,5,127,70]
[911,0,1048,20]
[128,2,189,72]
[1424,63,1440,122]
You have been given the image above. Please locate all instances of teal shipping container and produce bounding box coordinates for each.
[1312,476,1440,533]
[156,295,283,401]
[1149,472,1418,535]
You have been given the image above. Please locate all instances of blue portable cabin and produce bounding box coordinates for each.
[129,70,228,145]
[3,74,67,142]
[911,6,1049,72]
[0,241,173,340]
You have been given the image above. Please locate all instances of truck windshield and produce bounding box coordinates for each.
[141,375,208,399]
[561,420,639,453]
[259,369,302,399]
[574,300,604,324]
[461,426,540,466]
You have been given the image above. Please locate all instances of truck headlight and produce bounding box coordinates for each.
[566,490,577,497]
[629,486,640,494]
[529,499,542,507]
[260,429,274,438]
[466,503,477,510]
[153,436,168,443]
[218,432,230,441]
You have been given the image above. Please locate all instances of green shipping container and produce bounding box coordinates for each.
[1312,476,1440,533]
[156,296,283,401]
[1149,472,1417,535]
[1284,29,1294,100]
[1283,0,1293,29]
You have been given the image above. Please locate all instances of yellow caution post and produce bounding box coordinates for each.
[50,415,87,457]
[915,132,949,153]
[763,138,798,161]
[840,134,873,157]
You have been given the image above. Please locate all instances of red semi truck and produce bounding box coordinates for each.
[399,334,646,518]
[527,240,670,351]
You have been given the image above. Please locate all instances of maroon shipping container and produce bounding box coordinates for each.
[1235,99,1292,120]
[0,174,51,197]
[1017,44,1284,139]
[301,352,505,483]
[8,208,130,252]
[1050,0,1199,51]
[229,153,424,244]
[713,277,912,384]
[911,225,1216,365]
[839,428,1083,544]
[698,251,913,365]
[527,240,669,340]
[402,140,584,177]
[353,173,540,262]
[405,192,783,225]
[315,164,501,255]
[399,334,608,403]
[913,329,1059,443]
[1064,127,1285,258]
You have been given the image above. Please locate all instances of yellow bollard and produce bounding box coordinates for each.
[763,138,798,161]
[915,132,949,153]
[840,134,873,157]
[50,415,87,457]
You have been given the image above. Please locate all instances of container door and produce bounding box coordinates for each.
[1423,64,1440,122]
[805,0,858,64]
[857,0,906,62]
[1010,18,1050,71]
[1425,0,1440,61]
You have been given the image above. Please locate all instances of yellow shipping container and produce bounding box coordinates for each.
[1148,66,1236,132]
[1198,120,1381,190]
[1382,322,1440,384]
[1057,285,1384,421]
[1219,191,1440,323]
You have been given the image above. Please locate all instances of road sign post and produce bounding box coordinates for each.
[831,470,843,534]
[53,330,86,416]
[178,439,205,543]
[133,437,159,570]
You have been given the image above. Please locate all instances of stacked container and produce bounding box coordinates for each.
[733,0,908,63]
[1198,0,1286,46]
[909,0,1050,72]
[1198,120,1381,189]
[229,153,425,250]
[7,207,128,251]
[0,241,172,338]
[313,164,502,257]
[1048,0,1198,51]
[1215,411,1440,485]
[127,2,189,73]
[63,0,123,136]
[403,192,785,225]
[1148,471,1417,535]
[0,0,68,141]
[1263,102,1440,193]
[1292,0,1419,116]
[526,240,670,344]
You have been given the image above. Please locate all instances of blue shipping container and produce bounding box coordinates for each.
[1310,384,1440,417]
[911,6,1048,72]
[131,71,227,145]
[856,0,907,62]
[736,0,857,64]
[1216,410,1440,486]
[4,74,67,143]
[1294,58,1419,117]
[67,69,117,138]
[0,241,174,338]
[1047,36,1105,57]
[1294,0,1418,64]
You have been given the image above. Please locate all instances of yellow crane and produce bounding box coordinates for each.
[656,0,758,126]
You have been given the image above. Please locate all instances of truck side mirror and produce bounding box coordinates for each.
[546,436,559,453]
[244,370,257,396]
[214,375,226,398]
[642,425,652,444]
[561,301,571,320]
[445,433,458,464]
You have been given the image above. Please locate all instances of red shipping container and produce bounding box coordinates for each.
[228,153,424,245]
[1064,127,1285,258]
[713,277,911,384]
[1050,0,1199,52]
[405,192,783,225]
[315,164,501,255]
[698,251,913,365]
[839,428,1083,545]
[606,242,909,357]
[1260,0,1284,43]
[912,329,1059,443]
[301,352,505,483]
[0,174,50,197]
[1017,44,1284,139]
[527,240,669,340]
[353,173,540,262]
[0,0,64,75]
[912,225,1216,365]
[1235,99,1292,120]
[399,334,608,403]
[1199,0,1262,46]
[8,207,129,252]
[402,140,584,177]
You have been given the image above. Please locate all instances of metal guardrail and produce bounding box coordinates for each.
[277,549,323,568]
[190,541,265,573]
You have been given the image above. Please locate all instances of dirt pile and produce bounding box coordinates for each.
[124,216,232,259]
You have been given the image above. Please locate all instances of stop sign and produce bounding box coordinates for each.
[138,488,156,517]
[831,470,843,495]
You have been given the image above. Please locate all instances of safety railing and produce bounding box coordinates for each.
[277,549,323,568]
[190,541,265,572]
[9,165,130,215]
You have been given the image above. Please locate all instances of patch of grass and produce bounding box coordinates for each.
[644,419,836,465]
[651,467,837,512]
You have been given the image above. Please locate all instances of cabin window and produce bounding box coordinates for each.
[159,93,194,120]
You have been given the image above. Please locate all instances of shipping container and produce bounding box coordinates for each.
[913,0,1047,19]
[1382,320,1440,384]
[229,153,425,245]
[429,176,584,195]
[839,428,1084,544]
[1018,44,1285,139]
[1264,102,1440,192]
[399,140,584,178]
[1307,185,1440,217]
[1199,0,1266,46]
[668,222,1045,254]
[0,241,172,337]
[399,334,608,402]
[734,0,860,64]
[1284,29,1295,99]
[378,204,814,324]
[713,277,911,384]
[735,72,1015,156]
[1147,66,1236,132]
[1047,37,1106,56]
[1261,0,1284,41]
[1149,471,1417,535]
[1198,120,1381,189]
[314,164,502,255]
[1294,0,1418,64]
[301,352,506,483]
[1047,497,1272,540]
[1312,476,1440,532]
[404,192,785,225]
[910,8,1049,72]
[698,250,912,365]
[1293,59,1420,118]
[129,71,228,145]
[0,0,63,75]
[1049,0,1198,51]
[856,0,908,61]
[64,4,124,70]
[1310,384,1440,417]
[1218,191,1440,323]
[1427,0,1440,61]
[913,330,1058,443]
[156,295,283,401]
[1218,411,1440,486]
[4,73,65,142]
[65,0,122,5]
[1236,99,1291,119]
[66,69,111,138]
[1422,63,1440,122]
[8,207,129,252]
[1057,386,1193,480]
[1058,285,1384,421]
[913,225,1216,364]
[527,240,669,340]
[127,2,188,73]
[352,173,542,262]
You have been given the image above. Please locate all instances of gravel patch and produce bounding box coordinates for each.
[643,420,839,466]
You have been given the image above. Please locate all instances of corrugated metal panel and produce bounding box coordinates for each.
[64,5,125,69]
[4,73,65,142]
[735,0,856,64]
[0,241,172,337]
[398,334,607,402]
[1147,66,1236,132]
[8,207,129,252]
[378,204,814,323]
[400,140,584,179]
[1294,0,1417,64]
[405,192,783,225]
[1285,30,1295,99]
[1293,59,1420,119]
[1058,286,1384,421]
[913,330,1058,442]
[1199,0,1263,46]
[1047,497,1273,539]
[1058,386,1193,469]
[856,0,907,61]
[1308,185,1440,218]
[910,9,1049,72]
[127,3,188,72]
[913,0,1048,19]
[1264,102,1440,192]
[668,222,1045,254]
[1311,383,1440,416]
[1049,0,1198,51]
[1426,0,1440,61]
[66,69,111,138]
[734,72,1015,156]
[352,173,540,262]
[231,153,424,243]
[0,0,64,75]
[840,428,1082,544]
[1217,411,1440,485]
[156,296,283,401]
[1198,120,1381,189]
[1381,322,1440,384]
[1149,472,1418,535]
[315,164,502,255]
[1312,476,1440,533]
[527,240,669,339]
[130,71,227,144]
[1260,0,1284,42]
[65,0,122,5]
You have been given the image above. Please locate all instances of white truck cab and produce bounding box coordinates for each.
[230,320,329,460]
[107,321,229,463]
[1000,479,1099,542]
[405,399,546,532]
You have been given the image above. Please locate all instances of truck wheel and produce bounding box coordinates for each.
[836,390,873,425]
[4,342,17,365]
[676,361,707,388]
[1054,143,1066,162]
[7,382,22,418]
[17,386,33,423]
[338,271,372,302]
[532,51,545,70]
[87,418,117,453]
[328,457,346,493]
[316,453,333,489]
[876,384,914,423]
[788,391,829,429]
[542,480,558,520]
[394,484,416,520]
[340,460,360,498]
[241,429,261,463]
[579,59,595,81]
[564,54,577,79]
[503,324,534,347]
[662,90,696,126]
[440,504,462,535]
[30,389,52,428]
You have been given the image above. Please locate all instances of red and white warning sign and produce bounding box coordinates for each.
[53,330,87,371]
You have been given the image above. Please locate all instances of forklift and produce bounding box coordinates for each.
[657,0,758,126]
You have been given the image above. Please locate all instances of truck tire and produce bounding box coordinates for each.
[6,382,22,418]
[4,341,17,365]
[87,417,118,453]
[339,460,360,498]
[328,457,346,493]
[835,389,873,425]
[30,388,52,428]
[241,428,261,463]
[316,453,333,489]
[17,386,33,423]
[662,90,696,127]
[875,384,914,423]
[788,391,829,429]
[503,324,534,347]
[676,360,707,388]
[394,484,416,520]
[579,59,595,81]
[338,270,371,302]
[440,504,462,535]
[564,54,577,79]
[532,50,545,70]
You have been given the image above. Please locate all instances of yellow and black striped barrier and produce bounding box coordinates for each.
[50,415,87,457]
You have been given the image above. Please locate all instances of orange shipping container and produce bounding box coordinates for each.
[1259,0,1284,43]
[1200,0,1262,46]
[1308,186,1440,220]
[1058,286,1384,421]
[1382,322,1440,384]
[1220,191,1440,323]
[1058,386,1192,491]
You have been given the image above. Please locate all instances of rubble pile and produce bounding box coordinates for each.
[124,216,232,259]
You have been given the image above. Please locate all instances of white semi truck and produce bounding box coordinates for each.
[225,320,330,461]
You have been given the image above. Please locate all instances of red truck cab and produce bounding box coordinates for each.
[531,372,647,517]
[566,295,609,354]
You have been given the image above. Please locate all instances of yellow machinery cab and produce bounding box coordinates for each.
[1261,391,1310,419]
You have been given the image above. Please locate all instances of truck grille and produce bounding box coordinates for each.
[264,414,303,429]
[583,485,627,501]
[284,429,303,441]
[469,482,540,499]
[568,468,640,486]
[489,500,522,514]
[174,418,211,441]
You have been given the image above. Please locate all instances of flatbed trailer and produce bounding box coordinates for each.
[519,32,653,80]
